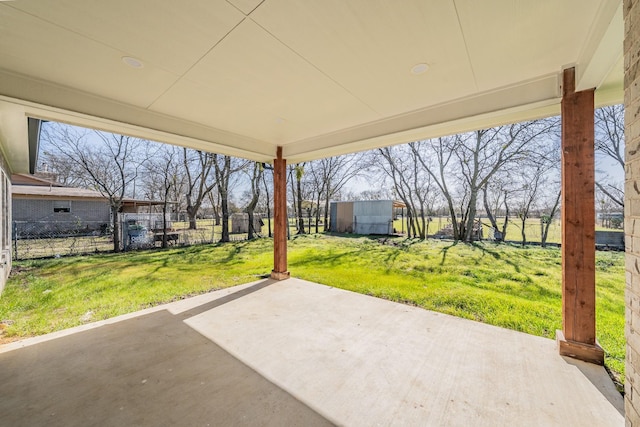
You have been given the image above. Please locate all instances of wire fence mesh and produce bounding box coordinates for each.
[13,220,113,260]
[12,215,261,260]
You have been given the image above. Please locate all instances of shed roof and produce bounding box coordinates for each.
[0,1,623,170]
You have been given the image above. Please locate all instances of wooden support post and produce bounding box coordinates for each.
[271,146,290,280]
[556,67,603,364]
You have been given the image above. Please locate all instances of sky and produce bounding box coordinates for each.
[39,119,626,202]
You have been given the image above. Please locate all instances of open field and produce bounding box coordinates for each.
[393,217,564,242]
[395,216,621,245]
[0,234,624,383]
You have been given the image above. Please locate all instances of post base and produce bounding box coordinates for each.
[270,270,290,281]
[556,330,604,365]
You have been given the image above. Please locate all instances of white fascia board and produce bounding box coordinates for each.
[576,1,623,92]
[0,72,276,163]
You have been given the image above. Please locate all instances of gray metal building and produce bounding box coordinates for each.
[329,200,395,235]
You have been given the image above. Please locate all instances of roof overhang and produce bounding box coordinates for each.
[0,0,624,169]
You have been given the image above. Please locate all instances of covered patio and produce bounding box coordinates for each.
[0,0,636,425]
[0,278,624,426]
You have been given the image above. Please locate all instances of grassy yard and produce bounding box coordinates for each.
[0,234,625,385]
[393,217,564,243]
[397,216,622,244]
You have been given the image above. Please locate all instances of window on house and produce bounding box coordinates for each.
[53,200,71,213]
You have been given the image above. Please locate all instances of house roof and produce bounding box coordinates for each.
[11,182,166,207]
[11,173,64,187]
[0,1,623,170]
[12,185,109,200]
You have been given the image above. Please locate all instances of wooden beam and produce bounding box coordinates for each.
[556,67,603,364]
[271,146,290,280]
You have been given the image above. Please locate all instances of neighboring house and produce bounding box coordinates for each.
[11,174,159,237]
[0,158,12,293]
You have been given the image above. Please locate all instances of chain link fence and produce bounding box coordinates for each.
[12,214,262,260]
[13,220,113,260]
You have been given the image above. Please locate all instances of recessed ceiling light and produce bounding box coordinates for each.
[411,63,429,75]
[122,56,144,69]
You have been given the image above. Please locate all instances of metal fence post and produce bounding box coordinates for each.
[12,221,17,261]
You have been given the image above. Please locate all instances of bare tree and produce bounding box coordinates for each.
[142,145,182,248]
[306,154,367,233]
[413,120,557,242]
[513,166,546,246]
[305,161,328,234]
[292,163,307,234]
[206,188,222,226]
[37,150,86,187]
[260,166,274,237]
[594,104,624,208]
[409,136,460,239]
[457,123,557,241]
[183,149,218,230]
[214,155,248,242]
[540,189,561,248]
[507,134,559,245]
[482,176,511,241]
[245,162,264,240]
[377,145,432,239]
[41,123,146,252]
[353,188,394,200]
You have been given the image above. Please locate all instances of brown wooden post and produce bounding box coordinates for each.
[271,146,290,280]
[556,67,603,364]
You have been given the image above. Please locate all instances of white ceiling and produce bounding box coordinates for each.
[0,0,623,171]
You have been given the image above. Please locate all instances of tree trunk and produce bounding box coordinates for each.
[246,164,262,240]
[501,196,510,240]
[247,210,256,240]
[111,205,121,252]
[324,197,331,232]
[315,194,322,234]
[541,190,561,248]
[213,200,221,226]
[261,171,272,237]
[443,193,461,241]
[296,175,305,234]
[208,189,221,226]
[220,190,230,242]
[187,206,198,230]
[161,200,169,249]
[464,190,479,242]
[419,209,426,239]
[246,196,259,240]
[482,185,502,241]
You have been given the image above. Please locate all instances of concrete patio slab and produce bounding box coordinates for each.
[0,278,624,426]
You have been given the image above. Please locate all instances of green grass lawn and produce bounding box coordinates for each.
[0,234,625,385]
[397,216,622,244]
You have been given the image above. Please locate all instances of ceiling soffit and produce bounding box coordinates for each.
[0,0,624,167]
